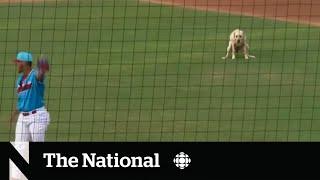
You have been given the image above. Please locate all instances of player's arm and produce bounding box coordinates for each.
[36,55,49,82]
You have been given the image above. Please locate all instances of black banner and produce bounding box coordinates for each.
[3,142,320,179]
[0,143,9,180]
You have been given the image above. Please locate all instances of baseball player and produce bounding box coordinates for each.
[10,51,50,179]
[10,51,51,142]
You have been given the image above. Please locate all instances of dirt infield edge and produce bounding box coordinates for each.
[140,0,320,27]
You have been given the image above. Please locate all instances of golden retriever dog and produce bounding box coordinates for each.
[222,29,255,60]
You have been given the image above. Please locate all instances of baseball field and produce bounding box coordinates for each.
[1,0,320,141]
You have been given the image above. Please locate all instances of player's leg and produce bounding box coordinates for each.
[29,111,50,142]
[15,114,31,142]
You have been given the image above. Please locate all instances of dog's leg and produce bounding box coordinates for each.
[243,45,249,60]
[222,41,232,59]
[231,43,236,60]
[245,43,256,59]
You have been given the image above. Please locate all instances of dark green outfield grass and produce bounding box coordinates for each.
[0,0,320,141]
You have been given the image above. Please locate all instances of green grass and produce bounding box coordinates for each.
[1,0,320,141]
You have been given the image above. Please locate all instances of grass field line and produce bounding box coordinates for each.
[140,0,320,27]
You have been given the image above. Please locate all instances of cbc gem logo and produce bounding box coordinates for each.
[173,152,191,169]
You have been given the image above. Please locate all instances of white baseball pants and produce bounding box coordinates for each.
[15,106,50,142]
